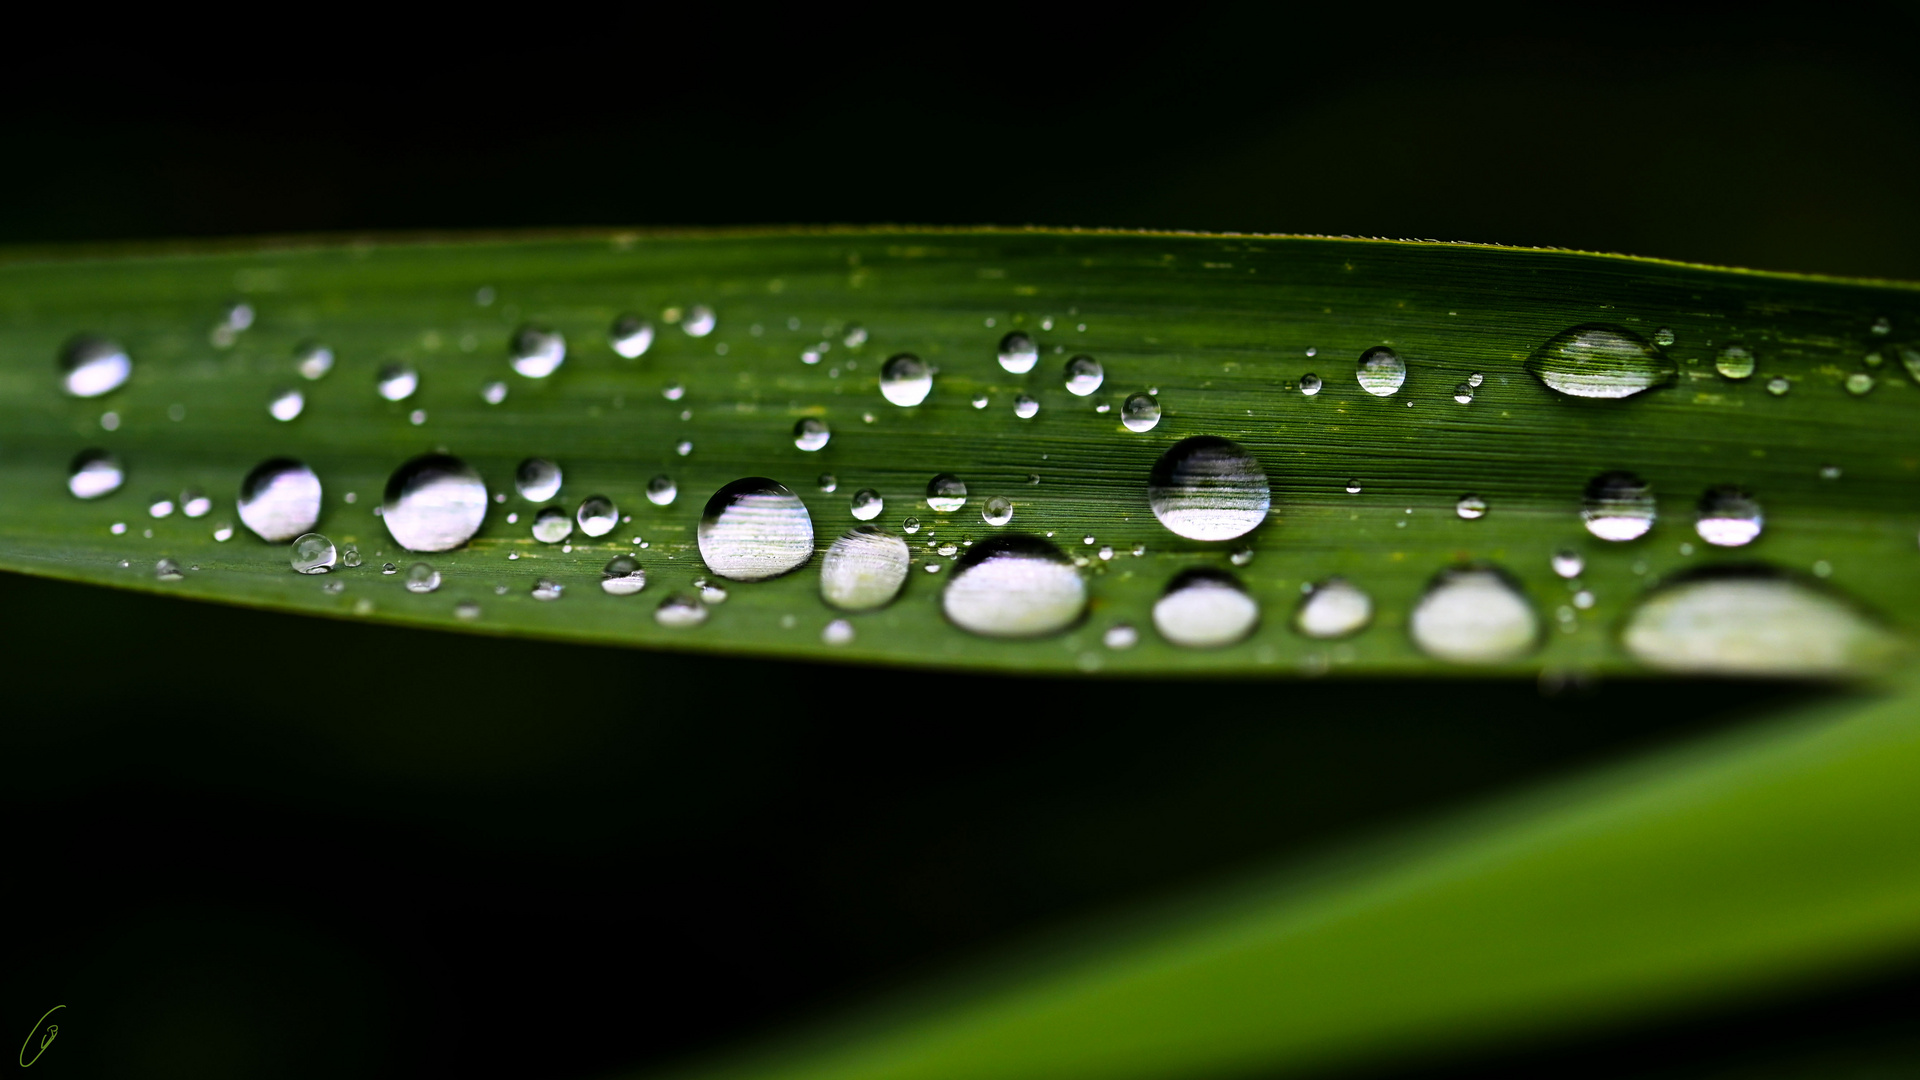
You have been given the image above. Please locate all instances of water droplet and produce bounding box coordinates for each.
[943,535,1085,638]
[1153,568,1258,648]
[1695,485,1763,547]
[408,409,428,426]
[1766,376,1791,396]
[1356,346,1406,396]
[1846,372,1875,395]
[1345,479,1363,495]
[1120,392,1162,433]
[1452,383,1474,404]
[1148,436,1270,541]
[532,506,573,543]
[1469,372,1486,388]
[820,526,910,610]
[454,600,482,620]
[1711,344,1755,380]
[655,592,708,627]
[997,331,1039,373]
[937,541,959,557]
[1526,324,1675,398]
[843,325,868,348]
[507,326,566,378]
[1551,549,1584,578]
[213,523,234,542]
[1229,547,1254,566]
[65,450,124,500]
[675,440,693,457]
[154,557,184,582]
[381,454,487,552]
[482,381,508,405]
[60,337,131,397]
[816,474,838,494]
[179,489,211,518]
[404,561,442,593]
[1654,327,1676,347]
[1013,394,1039,419]
[926,474,968,513]
[1582,471,1656,542]
[813,618,854,646]
[1295,577,1373,639]
[794,417,831,452]
[697,478,815,581]
[507,552,520,560]
[982,495,1013,527]
[513,458,563,502]
[1623,570,1892,674]
[1818,464,1842,481]
[1102,624,1138,650]
[341,545,361,568]
[295,342,334,380]
[878,353,932,407]
[590,554,643,596]
[531,577,564,601]
[846,488,885,521]
[239,458,322,541]
[683,305,716,337]
[1573,589,1595,610]
[381,563,397,574]
[1409,567,1540,664]
[1299,373,1322,397]
[1871,316,1892,336]
[290,532,337,574]
[902,516,922,534]
[1456,494,1487,520]
[376,362,418,402]
[256,386,301,424]
[1899,345,1920,382]
[967,394,988,410]
[1063,355,1104,396]
[611,315,654,359]
[576,495,618,538]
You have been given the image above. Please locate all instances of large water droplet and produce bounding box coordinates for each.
[794,417,831,451]
[405,561,442,593]
[926,474,968,513]
[68,450,124,499]
[1148,436,1270,541]
[943,535,1085,638]
[1299,373,1322,396]
[1356,346,1406,397]
[1846,372,1875,395]
[600,554,646,596]
[879,353,932,407]
[296,342,334,380]
[576,495,618,538]
[982,495,1013,527]
[1122,393,1161,432]
[1716,344,1755,380]
[1582,471,1656,542]
[820,526,910,610]
[1453,383,1475,404]
[655,592,709,627]
[1409,568,1539,664]
[381,454,487,552]
[1622,570,1893,675]
[239,458,322,541]
[1695,485,1763,547]
[1526,324,1675,399]
[61,337,131,397]
[532,506,573,543]
[516,458,562,502]
[1064,355,1104,396]
[683,305,716,337]
[998,331,1038,373]
[377,362,419,401]
[646,475,677,506]
[1013,394,1039,419]
[1295,577,1372,639]
[611,315,654,359]
[510,325,566,378]
[850,488,884,521]
[268,387,304,421]
[698,478,815,581]
[1152,569,1258,648]
[154,557,184,582]
[290,532,337,574]
[1456,494,1487,520]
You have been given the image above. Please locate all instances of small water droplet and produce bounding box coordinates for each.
[1552,549,1584,578]
[1695,485,1763,547]
[146,494,173,519]
[998,331,1039,374]
[937,541,959,557]
[902,516,922,534]
[1121,392,1161,432]
[1573,589,1595,609]
[213,523,234,542]
[943,534,1085,638]
[982,495,1013,527]
[611,315,655,359]
[794,417,831,451]
[819,618,856,646]
[60,336,131,397]
[1818,464,1842,481]
[655,592,708,627]
[1871,316,1893,336]
[598,554,646,596]
[1456,494,1487,520]
[698,478,815,581]
[1526,325,1675,398]
[1148,436,1270,541]
[409,409,428,426]
[451,600,481,620]
[1654,327,1676,347]
[296,342,334,380]
[683,305,716,337]
[970,394,989,409]
[814,474,838,494]
[663,383,685,401]
[1409,567,1540,664]
[1153,568,1258,648]
[1898,345,1920,382]
[1229,547,1254,566]
[1345,479,1363,495]
[1582,471,1656,542]
[507,551,520,560]
[532,506,573,543]
[1103,623,1139,650]
[1453,383,1474,404]
[878,353,933,407]
[110,522,126,534]
[1012,394,1039,419]
[926,474,968,513]
[676,440,693,457]
[576,495,618,538]
[843,324,868,348]
[180,489,211,518]
[801,347,823,366]
[515,457,563,502]
[821,526,910,610]
[403,561,442,593]
[1063,355,1104,396]
[1356,346,1406,396]
[379,454,486,552]
[1846,372,1875,395]
[154,557,184,582]
[481,380,509,405]
[376,363,418,402]
[1295,577,1372,639]
[531,577,564,601]
[1766,376,1791,396]
[1299,373,1322,396]
[239,458,323,541]
[1623,570,1891,674]
[291,532,337,574]
[341,545,361,568]
[382,562,397,574]
[1715,344,1755,380]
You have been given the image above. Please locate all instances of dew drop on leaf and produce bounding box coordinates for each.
[1695,485,1763,547]
[1148,436,1270,541]
[1356,347,1406,397]
[1582,471,1656,542]
[1295,577,1372,639]
[290,532,337,575]
[1409,567,1539,664]
[942,534,1085,638]
[1152,568,1258,648]
[820,526,910,611]
[515,458,563,502]
[60,336,131,398]
[1526,324,1675,399]
[381,454,486,552]
[240,458,323,542]
[997,331,1038,374]
[698,478,815,581]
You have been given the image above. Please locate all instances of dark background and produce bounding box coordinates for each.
[7,4,1920,1077]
